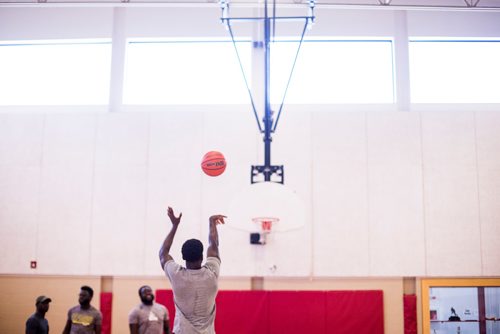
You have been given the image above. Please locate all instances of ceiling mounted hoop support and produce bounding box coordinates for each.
[464,0,480,7]
[220,0,315,184]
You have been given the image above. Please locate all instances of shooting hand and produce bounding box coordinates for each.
[209,214,226,225]
[167,207,182,226]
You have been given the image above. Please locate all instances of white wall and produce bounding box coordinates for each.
[1,108,500,277]
[0,6,500,278]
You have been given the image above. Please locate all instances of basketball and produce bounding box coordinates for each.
[201,151,226,177]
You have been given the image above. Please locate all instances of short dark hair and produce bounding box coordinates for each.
[181,239,203,262]
[138,285,151,296]
[81,285,94,298]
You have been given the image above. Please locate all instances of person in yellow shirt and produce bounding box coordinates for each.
[62,286,102,334]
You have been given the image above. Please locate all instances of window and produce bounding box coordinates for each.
[410,39,500,103]
[422,278,500,334]
[123,38,394,105]
[123,39,252,104]
[0,40,112,105]
[270,39,395,104]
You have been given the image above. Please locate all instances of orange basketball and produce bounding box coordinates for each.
[201,151,226,177]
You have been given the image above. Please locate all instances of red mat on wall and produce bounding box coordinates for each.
[215,290,269,334]
[157,289,384,334]
[99,292,113,334]
[403,294,417,334]
[156,289,175,333]
[268,290,326,333]
[327,290,384,334]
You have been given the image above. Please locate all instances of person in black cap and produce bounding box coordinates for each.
[26,295,51,334]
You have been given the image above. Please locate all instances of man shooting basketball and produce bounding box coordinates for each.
[159,207,225,334]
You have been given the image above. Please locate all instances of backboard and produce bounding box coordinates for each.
[227,182,306,233]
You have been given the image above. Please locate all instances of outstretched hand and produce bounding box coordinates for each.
[167,207,182,226]
[209,214,226,225]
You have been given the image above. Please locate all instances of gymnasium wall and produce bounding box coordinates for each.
[1,108,500,277]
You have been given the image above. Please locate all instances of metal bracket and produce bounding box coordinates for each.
[251,164,284,184]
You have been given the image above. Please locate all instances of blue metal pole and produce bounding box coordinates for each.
[221,0,314,184]
[263,0,272,181]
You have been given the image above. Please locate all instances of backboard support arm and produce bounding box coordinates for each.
[221,0,315,184]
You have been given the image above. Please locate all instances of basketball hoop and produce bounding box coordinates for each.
[249,217,280,245]
[252,217,279,233]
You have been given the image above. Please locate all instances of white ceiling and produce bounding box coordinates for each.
[2,0,500,10]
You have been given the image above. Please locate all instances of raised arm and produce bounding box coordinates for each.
[207,214,226,260]
[159,207,182,269]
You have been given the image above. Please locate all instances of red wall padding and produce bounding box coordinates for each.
[156,289,175,332]
[269,291,326,334]
[403,294,417,334]
[156,290,384,334]
[215,291,269,334]
[327,290,384,334]
[99,292,113,334]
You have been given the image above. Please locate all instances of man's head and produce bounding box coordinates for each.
[78,286,94,306]
[138,285,154,305]
[35,295,51,315]
[182,239,203,263]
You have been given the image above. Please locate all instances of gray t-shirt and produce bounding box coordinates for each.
[128,302,169,334]
[164,257,221,334]
[67,305,102,334]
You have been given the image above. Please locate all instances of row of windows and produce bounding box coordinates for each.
[0,38,499,105]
